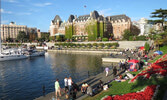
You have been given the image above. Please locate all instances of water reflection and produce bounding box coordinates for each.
[0,52,109,100]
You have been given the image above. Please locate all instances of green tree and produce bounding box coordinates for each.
[99,22,104,38]
[150,8,167,31]
[144,42,150,52]
[17,31,29,42]
[130,25,140,36]
[6,37,13,42]
[65,24,73,40]
[123,29,133,40]
[39,32,50,42]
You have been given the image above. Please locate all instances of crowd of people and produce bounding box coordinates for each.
[54,77,106,100]
[54,76,79,100]
[52,47,154,99]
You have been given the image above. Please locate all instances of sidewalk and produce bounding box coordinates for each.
[163,89,167,100]
[35,69,124,100]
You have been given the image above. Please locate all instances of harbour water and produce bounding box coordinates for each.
[0,52,110,100]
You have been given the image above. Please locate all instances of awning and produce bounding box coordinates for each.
[54,33,65,36]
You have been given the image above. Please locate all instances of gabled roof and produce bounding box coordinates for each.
[75,15,90,21]
[54,15,62,21]
[91,10,99,19]
[107,14,130,21]
[68,15,75,22]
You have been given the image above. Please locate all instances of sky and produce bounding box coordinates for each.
[1,0,167,32]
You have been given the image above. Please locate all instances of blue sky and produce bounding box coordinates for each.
[1,0,167,32]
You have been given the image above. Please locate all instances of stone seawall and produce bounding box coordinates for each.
[24,41,153,50]
[48,49,118,54]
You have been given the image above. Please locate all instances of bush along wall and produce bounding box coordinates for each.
[54,42,119,49]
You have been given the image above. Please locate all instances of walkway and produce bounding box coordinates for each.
[35,69,124,100]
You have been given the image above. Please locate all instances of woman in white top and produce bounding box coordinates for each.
[68,77,72,95]
[64,77,68,93]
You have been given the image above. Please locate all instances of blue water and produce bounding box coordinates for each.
[0,52,109,100]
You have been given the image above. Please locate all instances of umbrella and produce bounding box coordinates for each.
[128,59,139,63]
[139,46,145,50]
[154,51,163,55]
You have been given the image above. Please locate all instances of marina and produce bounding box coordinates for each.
[0,52,109,100]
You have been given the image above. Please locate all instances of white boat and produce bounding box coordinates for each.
[36,46,48,50]
[0,48,28,61]
[0,35,28,62]
[24,49,45,57]
[0,53,28,61]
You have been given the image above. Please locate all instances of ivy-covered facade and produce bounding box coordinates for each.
[50,10,131,41]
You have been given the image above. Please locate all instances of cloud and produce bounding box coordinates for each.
[0,8,12,14]
[2,0,18,3]
[99,8,114,16]
[1,20,9,24]
[16,12,32,15]
[34,2,52,7]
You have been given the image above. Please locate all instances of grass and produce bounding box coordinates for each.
[83,45,167,100]
[84,75,167,100]
[83,80,147,100]
[149,46,167,63]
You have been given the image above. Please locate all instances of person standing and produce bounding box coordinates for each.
[64,77,68,93]
[105,67,109,76]
[68,77,72,95]
[55,79,61,98]
[113,66,117,77]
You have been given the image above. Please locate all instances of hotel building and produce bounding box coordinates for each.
[50,10,132,39]
[0,22,38,41]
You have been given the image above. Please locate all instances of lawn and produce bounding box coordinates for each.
[84,75,167,100]
[149,46,167,63]
[84,45,167,100]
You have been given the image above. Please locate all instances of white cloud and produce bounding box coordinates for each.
[16,12,32,15]
[34,2,52,7]
[2,0,17,3]
[99,8,114,16]
[1,20,9,24]
[0,8,12,14]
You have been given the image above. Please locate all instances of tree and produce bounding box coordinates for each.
[6,37,13,42]
[130,25,140,36]
[17,31,29,42]
[65,24,73,40]
[123,29,133,40]
[150,8,167,31]
[144,42,150,52]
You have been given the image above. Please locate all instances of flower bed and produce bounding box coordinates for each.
[102,85,158,100]
[130,54,167,83]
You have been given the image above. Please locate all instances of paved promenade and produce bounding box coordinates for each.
[35,68,124,100]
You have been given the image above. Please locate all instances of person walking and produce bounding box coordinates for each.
[64,77,68,93]
[55,79,61,98]
[68,77,73,95]
[105,67,109,76]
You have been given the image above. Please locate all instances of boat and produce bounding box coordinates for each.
[36,46,48,50]
[0,36,28,62]
[24,49,45,57]
[0,48,28,61]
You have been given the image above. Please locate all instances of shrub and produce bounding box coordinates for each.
[99,43,104,47]
[136,36,147,41]
[102,38,108,41]
[112,43,119,47]
[87,43,92,48]
[144,42,150,52]
[81,43,85,47]
[129,36,134,41]
[105,43,112,47]
[93,43,98,47]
